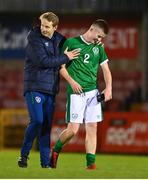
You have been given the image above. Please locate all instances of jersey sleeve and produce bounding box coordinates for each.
[99,46,109,65]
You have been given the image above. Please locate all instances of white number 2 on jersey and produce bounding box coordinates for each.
[83,54,90,63]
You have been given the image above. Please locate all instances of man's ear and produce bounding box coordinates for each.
[89,27,94,32]
[54,25,58,30]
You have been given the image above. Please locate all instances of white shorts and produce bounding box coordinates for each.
[66,89,103,124]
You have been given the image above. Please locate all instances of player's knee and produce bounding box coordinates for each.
[71,128,79,135]
[86,123,97,134]
[87,123,97,128]
[67,126,79,136]
[67,123,80,135]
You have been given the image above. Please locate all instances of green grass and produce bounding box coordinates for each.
[0,150,148,178]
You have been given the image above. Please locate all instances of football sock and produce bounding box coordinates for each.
[54,139,64,153]
[86,153,96,166]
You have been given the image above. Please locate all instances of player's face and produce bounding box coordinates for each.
[40,18,57,38]
[91,26,106,44]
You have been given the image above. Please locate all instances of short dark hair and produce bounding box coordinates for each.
[92,19,109,35]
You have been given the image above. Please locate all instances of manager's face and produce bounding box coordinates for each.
[40,18,57,38]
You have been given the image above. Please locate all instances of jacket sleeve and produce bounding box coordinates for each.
[26,36,69,68]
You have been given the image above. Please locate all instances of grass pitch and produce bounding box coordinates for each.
[0,150,148,179]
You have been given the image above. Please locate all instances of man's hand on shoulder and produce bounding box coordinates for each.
[64,47,80,60]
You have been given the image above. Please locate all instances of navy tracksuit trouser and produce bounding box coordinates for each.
[21,91,55,166]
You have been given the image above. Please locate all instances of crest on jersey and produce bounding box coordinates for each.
[35,96,41,103]
[92,47,99,55]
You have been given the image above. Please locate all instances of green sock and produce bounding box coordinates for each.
[86,153,96,166]
[54,139,64,153]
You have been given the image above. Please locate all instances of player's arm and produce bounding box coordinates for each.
[60,64,83,94]
[100,61,112,102]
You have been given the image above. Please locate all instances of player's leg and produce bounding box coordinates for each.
[51,93,86,168]
[39,94,55,168]
[51,122,80,168]
[18,92,45,168]
[84,89,103,169]
[54,122,80,151]
[85,122,97,169]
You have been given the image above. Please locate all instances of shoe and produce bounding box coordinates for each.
[18,156,29,168]
[41,165,51,169]
[86,164,97,170]
[50,149,59,168]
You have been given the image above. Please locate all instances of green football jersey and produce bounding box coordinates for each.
[62,35,108,94]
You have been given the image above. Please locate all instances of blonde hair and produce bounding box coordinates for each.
[39,12,59,27]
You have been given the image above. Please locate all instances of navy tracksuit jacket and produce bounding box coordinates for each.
[21,26,69,166]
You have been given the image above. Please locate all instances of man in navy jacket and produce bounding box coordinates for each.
[18,12,79,168]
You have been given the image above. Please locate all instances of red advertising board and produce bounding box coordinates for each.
[104,21,138,59]
[98,112,148,154]
[58,18,138,59]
